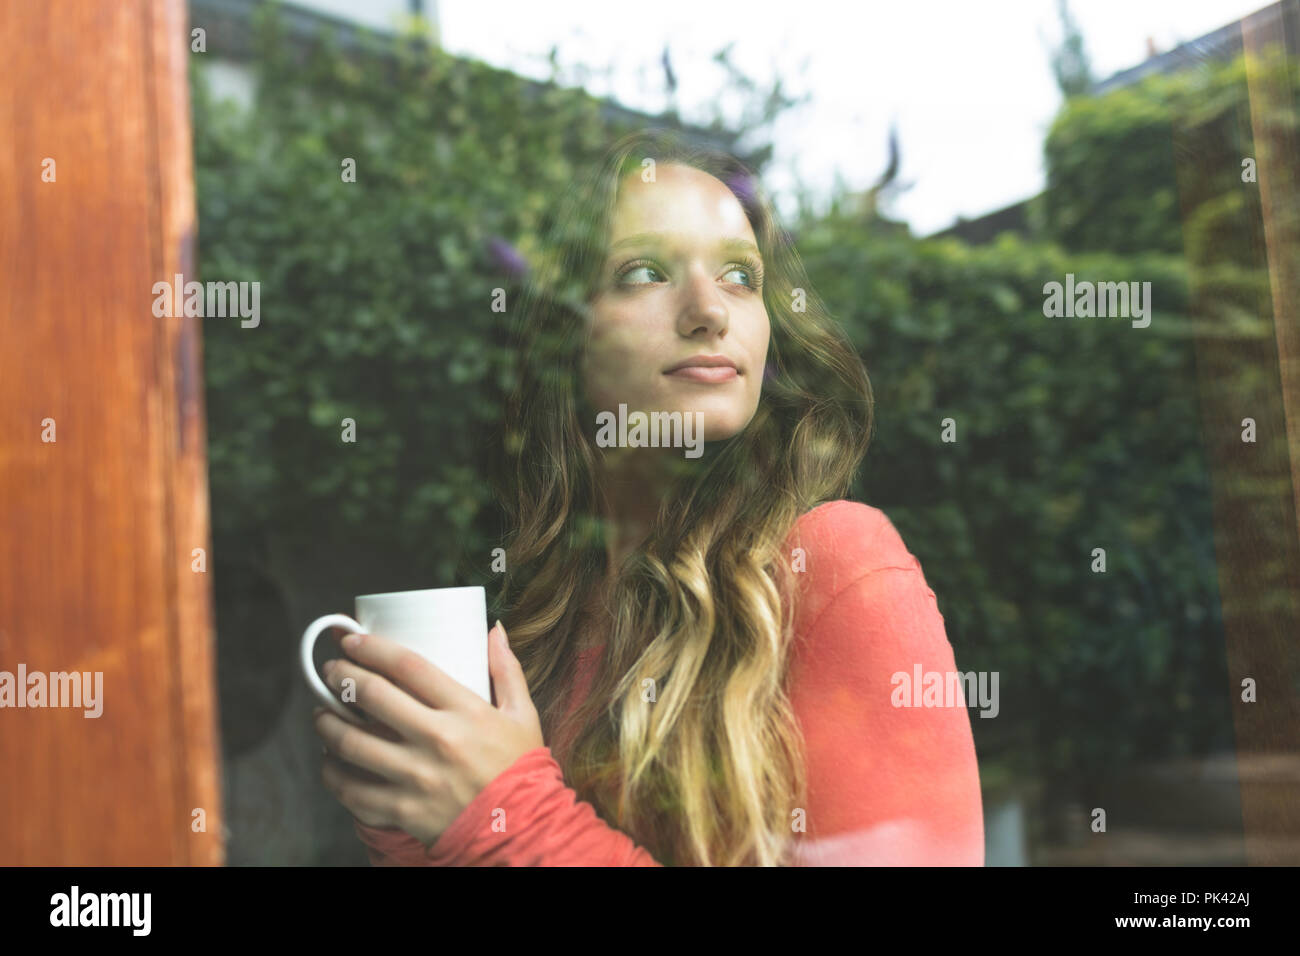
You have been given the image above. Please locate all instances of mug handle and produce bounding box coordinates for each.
[300,613,369,726]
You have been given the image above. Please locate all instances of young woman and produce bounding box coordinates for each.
[313,128,983,866]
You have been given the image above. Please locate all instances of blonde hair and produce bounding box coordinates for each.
[489,128,873,865]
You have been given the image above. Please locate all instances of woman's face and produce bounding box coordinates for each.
[582,163,770,447]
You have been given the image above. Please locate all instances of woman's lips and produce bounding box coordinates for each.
[664,366,739,383]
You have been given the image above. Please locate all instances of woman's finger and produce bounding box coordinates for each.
[314,709,427,789]
[338,631,481,714]
[320,753,404,826]
[486,621,530,715]
[314,703,403,743]
[323,657,453,745]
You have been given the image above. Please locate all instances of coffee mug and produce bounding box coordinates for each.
[300,586,490,726]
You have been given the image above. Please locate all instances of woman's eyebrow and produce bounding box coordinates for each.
[608,232,761,258]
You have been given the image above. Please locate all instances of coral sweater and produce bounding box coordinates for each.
[352,500,984,866]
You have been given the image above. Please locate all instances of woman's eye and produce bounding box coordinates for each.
[620,265,662,285]
[723,267,753,286]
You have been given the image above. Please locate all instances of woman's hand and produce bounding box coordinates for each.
[312,620,544,849]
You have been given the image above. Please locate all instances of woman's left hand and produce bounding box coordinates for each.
[312,620,544,849]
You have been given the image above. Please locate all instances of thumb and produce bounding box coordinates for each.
[487,620,530,713]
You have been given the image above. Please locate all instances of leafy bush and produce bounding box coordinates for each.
[194,10,619,585]
[795,213,1235,781]
[196,11,1282,794]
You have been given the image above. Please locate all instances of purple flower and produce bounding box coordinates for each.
[486,237,528,278]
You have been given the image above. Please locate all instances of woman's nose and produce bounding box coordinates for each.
[677,272,728,337]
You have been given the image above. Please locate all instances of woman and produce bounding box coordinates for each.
[313,128,983,866]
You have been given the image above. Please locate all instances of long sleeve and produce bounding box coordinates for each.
[783,560,985,866]
[354,500,983,867]
[353,746,662,866]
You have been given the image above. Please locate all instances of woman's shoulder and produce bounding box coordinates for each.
[784,499,920,583]
[781,499,932,633]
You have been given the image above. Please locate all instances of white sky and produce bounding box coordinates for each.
[295,0,1274,234]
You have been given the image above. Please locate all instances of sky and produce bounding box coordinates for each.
[295,0,1273,235]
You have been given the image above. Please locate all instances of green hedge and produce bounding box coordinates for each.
[797,217,1233,781]
[196,11,1267,789]
[194,9,621,583]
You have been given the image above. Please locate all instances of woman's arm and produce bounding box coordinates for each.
[353,506,984,866]
[353,746,663,866]
[784,562,985,866]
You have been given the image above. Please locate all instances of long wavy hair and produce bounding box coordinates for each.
[489,128,873,865]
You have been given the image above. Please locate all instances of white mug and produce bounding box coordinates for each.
[300,586,489,726]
